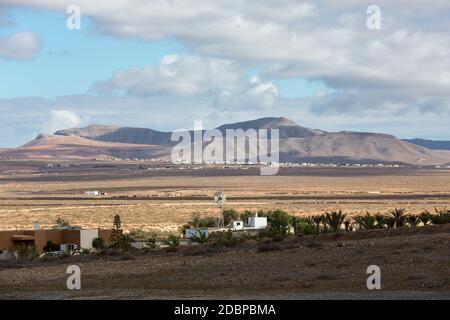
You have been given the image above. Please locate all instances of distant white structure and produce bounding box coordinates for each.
[85,191,99,196]
[185,228,209,239]
[246,214,267,230]
[231,221,244,231]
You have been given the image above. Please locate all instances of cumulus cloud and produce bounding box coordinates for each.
[92,54,280,110]
[2,2,450,105]
[43,110,83,134]
[0,1,450,142]
[0,31,42,60]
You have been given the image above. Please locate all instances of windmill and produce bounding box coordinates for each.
[213,191,226,228]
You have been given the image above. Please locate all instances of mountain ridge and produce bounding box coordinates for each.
[1,117,449,165]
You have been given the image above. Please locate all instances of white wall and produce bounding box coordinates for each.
[248,217,267,229]
[185,228,208,239]
[80,229,99,249]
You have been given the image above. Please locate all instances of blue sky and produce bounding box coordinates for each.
[0,8,183,98]
[0,8,323,100]
[0,1,449,147]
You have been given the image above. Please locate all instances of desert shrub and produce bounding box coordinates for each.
[267,209,292,235]
[312,215,324,232]
[268,226,286,242]
[92,237,106,250]
[323,210,347,232]
[419,211,432,226]
[55,217,70,227]
[120,234,133,251]
[353,212,377,230]
[429,207,450,225]
[292,217,317,235]
[179,224,191,236]
[145,238,157,249]
[222,209,239,226]
[213,231,242,247]
[241,231,260,241]
[388,208,407,228]
[297,222,317,235]
[189,214,218,228]
[164,234,180,251]
[240,210,256,221]
[406,214,420,227]
[16,244,29,256]
[190,230,209,244]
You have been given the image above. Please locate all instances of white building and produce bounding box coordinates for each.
[231,221,244,231]
[246,214,267,230]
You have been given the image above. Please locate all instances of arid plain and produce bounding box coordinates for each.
[0,160,449,234]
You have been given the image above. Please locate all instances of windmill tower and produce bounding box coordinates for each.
[213,191,226,228]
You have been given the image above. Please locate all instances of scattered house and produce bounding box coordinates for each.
[0,227,112,252]
[85,191,99,196]
[183,214,268,239]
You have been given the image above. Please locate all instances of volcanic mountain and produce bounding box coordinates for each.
[1,117,449,165]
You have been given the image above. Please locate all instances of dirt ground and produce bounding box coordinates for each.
[0,224,449,299]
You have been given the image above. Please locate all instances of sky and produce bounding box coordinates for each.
[0,0,449,147]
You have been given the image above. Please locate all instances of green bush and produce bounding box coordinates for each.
[223,209,239,226]
[267,209,292,235]
[296,222,317,235]
[164,234,180,251]
[92,237,106,250]
[145,238,157,249]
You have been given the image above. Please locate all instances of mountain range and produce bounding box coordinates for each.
[0,117,449,166]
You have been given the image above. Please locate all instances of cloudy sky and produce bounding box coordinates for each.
[0,0,449,147]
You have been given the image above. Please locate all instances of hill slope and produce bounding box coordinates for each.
[0,134,171,160]
[1,117,449,165]
[403,138,450,151]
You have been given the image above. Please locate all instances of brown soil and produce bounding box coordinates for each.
[1,224,449,299]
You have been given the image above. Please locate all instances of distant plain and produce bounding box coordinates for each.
[0,160,449,233]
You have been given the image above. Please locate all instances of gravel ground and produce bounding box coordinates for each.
[0,225,449,300]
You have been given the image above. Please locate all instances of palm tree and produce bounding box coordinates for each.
[406,214,420,227]
[190,230,208,244]
[419,210,431,226]
[312,215,323,232]
[353,212,377,230]
[429,207,450,225]
[324,210,347,232]
[374,213,386,229]
[388,208,407,228]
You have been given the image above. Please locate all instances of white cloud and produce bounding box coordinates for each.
[92,54,279,110]
[0,31,42,60]
[43,110,83,134]
[0,1,449,142]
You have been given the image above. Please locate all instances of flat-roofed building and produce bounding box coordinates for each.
[0,228,112,252]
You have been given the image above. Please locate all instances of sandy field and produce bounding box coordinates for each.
[0,162,449,232]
